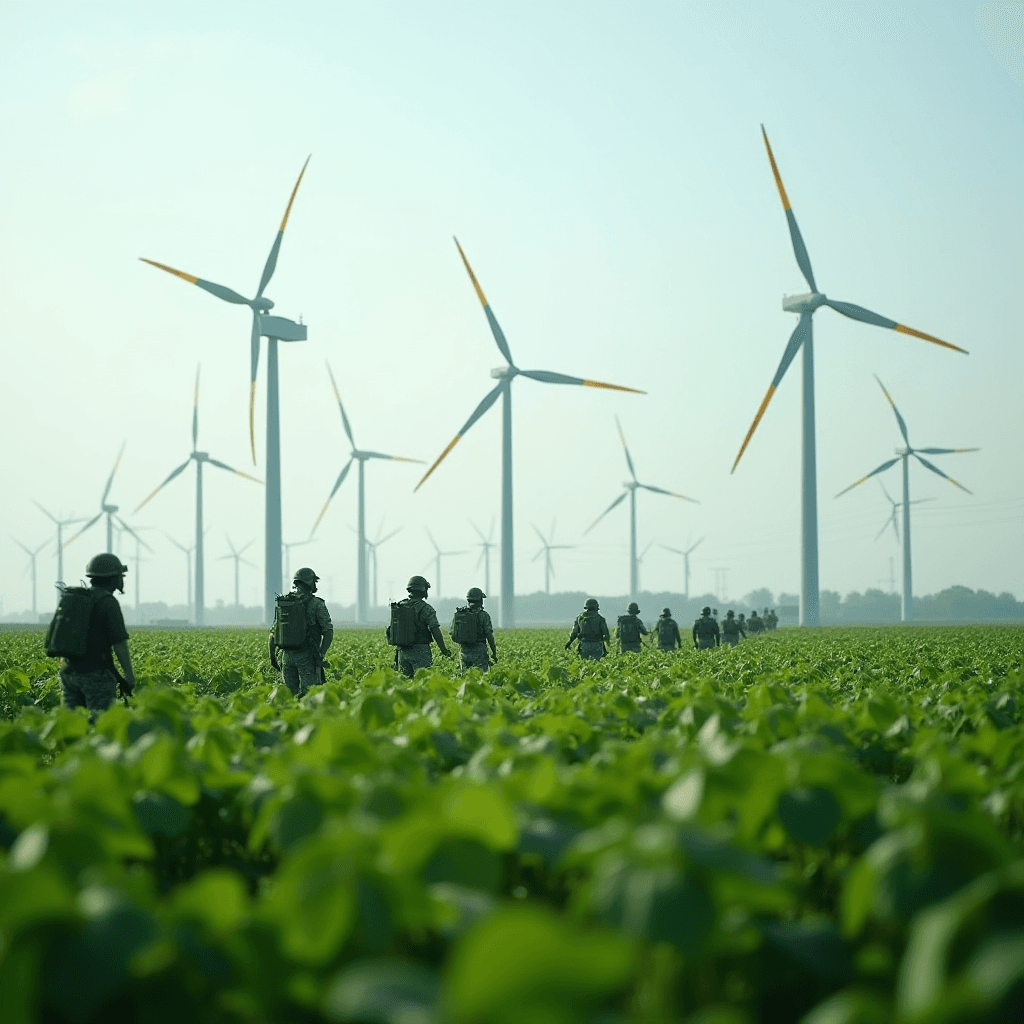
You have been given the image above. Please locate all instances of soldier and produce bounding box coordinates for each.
[767,608,778,630]
[692,605,720,650]
[748,609,764,635]
[721,609,745,647]
[54,553,137,717]
[565,598,610,660]
[615,601,649,653]
[712,608,720,623]
[655,607,682,651]
[269,567,334,697]
[387,575,452,678]
[450,586,498,673]
[737,613,747,635]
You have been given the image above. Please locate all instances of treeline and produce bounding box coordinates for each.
[819,585,1024,624]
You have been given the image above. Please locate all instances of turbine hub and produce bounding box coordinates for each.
[254,297,275,311]
[490,365,517,380]
[194,451,209,462]
[782,291,826,314]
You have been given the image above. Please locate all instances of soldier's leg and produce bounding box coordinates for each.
[397,648,416,678]
[81,670,118,715]
[60,669,87,711]
[461,643,489,673]
[282,661,303,696]
[298,660,320,693]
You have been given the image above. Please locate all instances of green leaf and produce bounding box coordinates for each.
[778,787,841,847]
[323,959,440,1024]
[169,869,248,935]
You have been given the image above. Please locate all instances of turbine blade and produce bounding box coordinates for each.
[32,500,57,524]
[834,457,901,498]
[519,368,644,393]
[192,365,201,450]
[879,480,895,506]
[377,527,402,547]
[249,313,261,464]
[135,460,192,511]
[257,155,310,298]
[732,313,811,472]
[639,483,699,503]
[415,380,507,491]
[115,516,152,550]
[615,416,637,480]
[140,259,251,305]
[913,453,972,493]
[873,375,911,446]
[584,491,628,534]
[532,524,547,546]
[470,520,487,543]
[916,447,980,455]
[761,126,817,292]
[454,238,514,366]
[425,528,439,552]
[660,544,685,555]
[686,537,704,554]
[64,512,103,547]
[531,548,545,563]
[826,300,967,354]
[101,441,127,505]
[362,451,425,463]
[207,458,263,483]
[874,515,892,542]
[311,458,354,535]
[326,362,356,448]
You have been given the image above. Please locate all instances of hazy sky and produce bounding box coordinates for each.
[2,1,1021,617]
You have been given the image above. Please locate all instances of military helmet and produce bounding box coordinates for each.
[726,610,735,618]
[584,598,599,610]
[702,606,711,616]
[293,567,319,586]
[466,587,486,602]
[86,553,128,578]
[661,607,671,617]
[627,602,640,614]
[407,575,430,592]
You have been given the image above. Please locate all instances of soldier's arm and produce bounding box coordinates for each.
[267,631,280,670]
[429,623,452,657]
[112,640,136,690]
[319,628,334,658]
[484,614,497,658]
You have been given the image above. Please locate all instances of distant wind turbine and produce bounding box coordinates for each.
[136,367,261,627]
[219,537,256,608]
[836,376,977,622]
[65,442,144,553]
[142,157,311,622]
[166,534,195,623]
[635,539,655,595]
[416,239,644,628]
[312,362,423,623]
[13,538,47,618]
[33,502,84,589]
[531,522,574,595]
[470,519,497,596]
[876,481,932,543]
[361,523,402,611]
[282,538,313,584]
[585,417,698,602]
[660,536,703,600]
[424,529,465,599]
[731,126,968,627]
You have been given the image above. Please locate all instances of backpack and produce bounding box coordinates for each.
[45,586,107,659]
[617,615,640,643]
[451,606,480,644]
[580,611,603,642]
[274,592,311,649]
[722,617,739,637]
[695,616,717,637]
[387,600,419,646]
[657,618,676,644]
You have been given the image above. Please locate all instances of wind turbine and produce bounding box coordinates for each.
[424,529,465,599]
[876,481,932,543]
[636,539,655,595]
[357,523,402,611]
[13,538,47,619]
[33,502,85,591]
[531,522,574,595]
[469,519,497,596]
[141,157,310,623]
[731,126,968,627]
[282,539,314,584]
[219,537,256,608]
[65,442,143,553]
[585,417,698,602]
[311,363,423,624]
[166,534,195,623]
[115,522,154,617]
[416,239,644,628]
[660,536,703,600]
[136,367,262,627]
[836,376,977,623]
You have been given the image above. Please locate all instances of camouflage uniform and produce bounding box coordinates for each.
[61,667,119,715]
[279,592,333,697]
[692,611,720,650]
[391,596,444,678]
[655,614,681,651]
[615,612,648,653]
[60,584,129,716]
[451,605,495,673]
[568,609,610,660]
[748,612,764,635]
[721,612,745,648]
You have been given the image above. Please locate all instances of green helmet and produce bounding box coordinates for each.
[86,553,128,578]
[293,567,319,586]
[627,602,640,614]
[407,575,430,593]
[466,587,486,602]
[584,598,599,610]
[726,610,735,618]
[702,606,711,616]
[661,608,671,617]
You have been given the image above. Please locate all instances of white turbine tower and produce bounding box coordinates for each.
[33,502,85,593]
[14,538,48,619]
[661,536,703,600]
[424,529,465,599]
[531,522,574,595]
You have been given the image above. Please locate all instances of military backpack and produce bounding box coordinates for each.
[273,592,311,649]
[450,606,480,644]
[579,610,603,642]
[695,616,718,638]
[657,618,676,644]
[45,586,107,659]
[387,600,420,646]
[617,615,641,643]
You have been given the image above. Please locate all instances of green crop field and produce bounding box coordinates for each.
[1,625,1022,1024]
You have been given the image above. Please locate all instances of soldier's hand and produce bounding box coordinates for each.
[564,641,572,650]
[119,679,135,698]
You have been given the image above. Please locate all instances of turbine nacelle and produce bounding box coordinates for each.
[193,451,210,462]
[490,365,516,380]
[254,297,275,311]
[782,291,827,314]
[259,314,307,342]
[102,504,118,514]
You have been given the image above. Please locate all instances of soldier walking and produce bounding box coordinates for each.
[450,586,498,673]
[269,567,334,697]
[748,610,764,635]
[721,610,745,647]
[50,553,137,718]
[566,598,610,660]
[615,601,649,653]
[693,605,720,650]
[387,575,452,677]
[655,608,682,651]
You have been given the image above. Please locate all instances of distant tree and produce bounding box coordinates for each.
[820,590,842,624]
[741,588,774,612]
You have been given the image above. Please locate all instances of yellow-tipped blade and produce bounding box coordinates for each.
[415,435,462,491]
[835,475,871,498]
[281,155,311,232]
[454,237,488,307]
[732,385,776,473]
[761,125,791,212]
[894,323,968,355]
[135,486,163,513]
[388,456,426,464]
[311,497,332,536]
[581,380,646,394]
[249,382,257,465]
[326,361,342,404]
[233,469,264,484]
[140,258,198,284]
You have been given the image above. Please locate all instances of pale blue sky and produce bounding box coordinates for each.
[2,1,1021,615]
